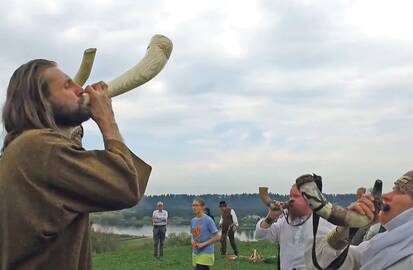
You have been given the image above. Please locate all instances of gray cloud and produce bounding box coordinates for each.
[1,0,413,195]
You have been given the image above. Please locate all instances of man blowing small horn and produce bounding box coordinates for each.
[0,59,151,270]
[255,184,335,270]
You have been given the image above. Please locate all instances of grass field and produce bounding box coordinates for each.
[92,236,278,270]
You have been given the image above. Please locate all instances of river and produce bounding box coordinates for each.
[93,224,258,242]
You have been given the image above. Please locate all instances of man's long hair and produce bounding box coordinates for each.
[2,59,58,151]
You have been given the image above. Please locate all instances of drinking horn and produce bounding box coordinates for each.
[259,187,291,210]
[295,174,383,228]
[73,34,173,104]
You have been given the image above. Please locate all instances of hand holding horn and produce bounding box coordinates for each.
[259,187,290,224]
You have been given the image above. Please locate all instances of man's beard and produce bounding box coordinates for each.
[52,102,91,127]
[289,205,309,219]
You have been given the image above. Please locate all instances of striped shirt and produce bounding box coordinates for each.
[153,210,168,226]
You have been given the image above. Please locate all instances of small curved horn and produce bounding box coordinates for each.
[259,187,273,207]
[79,34,173,104]
[259,187,290,209]
[73,48,97,86]
[296,174,380,228]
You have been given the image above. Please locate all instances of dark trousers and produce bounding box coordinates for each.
[220,227,238,256]
[153,225,166,257]
[195,264,210,270]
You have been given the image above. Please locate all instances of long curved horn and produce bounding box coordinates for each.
[296,175,381,228]
[107,34,172,97]
[79,34,173,104]
[73,48,97,86]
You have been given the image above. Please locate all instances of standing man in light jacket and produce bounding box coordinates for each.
[152,201,168,259]
[309,171,413,270]
[256,184,335,270]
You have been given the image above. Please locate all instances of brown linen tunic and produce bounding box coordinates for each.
[0,129,152,270]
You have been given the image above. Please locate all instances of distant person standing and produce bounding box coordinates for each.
[152,201,168,259]
[191,199,220,270]
[218,200,239,256]
[356,187,367,199]
[204,207,215,223]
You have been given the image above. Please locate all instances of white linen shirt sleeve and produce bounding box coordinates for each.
[231,209,239,227]
[254,216,284,242]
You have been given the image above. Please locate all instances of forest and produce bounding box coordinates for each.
[91,193,356,227]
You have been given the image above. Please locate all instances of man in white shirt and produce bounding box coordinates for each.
[219,200,239,256]
[309,171,413,270]
[152,201,168,259]
[255,184,335,270]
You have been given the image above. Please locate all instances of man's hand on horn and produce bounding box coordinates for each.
[348,195,376,222]
[266,202,283,223]
[84,81,123,143]
[85,81,112,122]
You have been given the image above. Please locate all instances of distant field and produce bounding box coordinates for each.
[92,236,278,270]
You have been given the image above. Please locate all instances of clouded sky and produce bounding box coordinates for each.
[1,0,413,195]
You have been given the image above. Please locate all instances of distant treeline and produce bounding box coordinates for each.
[91,193,356,227]
[131,193,355,219]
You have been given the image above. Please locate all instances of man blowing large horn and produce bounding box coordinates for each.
[0,59,152,270]
[309,171,413,270]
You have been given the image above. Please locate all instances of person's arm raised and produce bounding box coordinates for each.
[260,201,283,229]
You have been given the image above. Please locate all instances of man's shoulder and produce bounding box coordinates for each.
[274,215,287,226]
[12,129,69,147]
[199,215,214,225]
[4,129,70,155]
[224,207,232,214]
